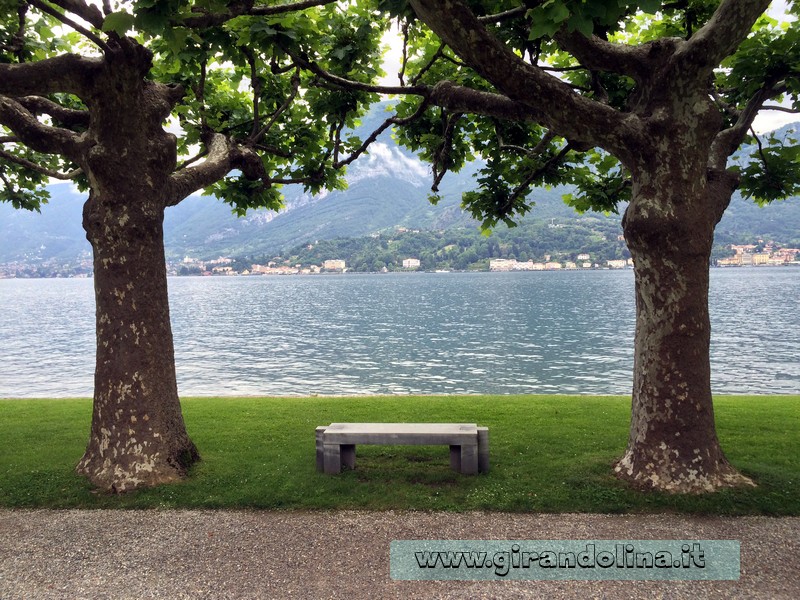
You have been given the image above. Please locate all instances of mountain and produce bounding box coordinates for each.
[1,113,799,266]
[0,184,90,264]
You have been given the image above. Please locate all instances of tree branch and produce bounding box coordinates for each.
[182,0,338,28]
[409,43,445,86]
[239,46,261,138]
[289,50,427,96]
[29,0,111,54]
[553,30,666,84]
[398,20,410,87]
[0,53,101,98]
[169,133,235,205]
[497,128,557,158]
[425,81,542,124]
[197,59,208,129]
[289,54,548,127]
[177,149,208,171]
[761,105,799,114]
[0,147,82,179]
[250,70,301,144]
[678,0,771,81]
[477,6,528,24]
[407,0,642,164]
[16,96,90,128]
[47,0,105,28]
[168,132,278,205]
[248,0,336,16]
[431,110,463,192]
[709,82,786,170]
[504,143,572,211]
[0,96,85,159]
[0,2,27,60]
[333,98,431,169]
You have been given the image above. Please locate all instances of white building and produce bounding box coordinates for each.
[402,258,421,269]
[323,259,346,271]
[489,259,517,271]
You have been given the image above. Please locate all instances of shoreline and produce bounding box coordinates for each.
[2,262,800,280]
[3,393,799,400]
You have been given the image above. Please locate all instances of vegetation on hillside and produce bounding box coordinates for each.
[249,217,628,272]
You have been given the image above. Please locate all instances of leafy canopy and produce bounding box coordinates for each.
[0,0,388,214]
[367,0,800,228]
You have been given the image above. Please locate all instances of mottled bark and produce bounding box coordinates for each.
[78,191,198,492]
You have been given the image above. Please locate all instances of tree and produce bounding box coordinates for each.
[0,0,382,491]
[301,0,799,492]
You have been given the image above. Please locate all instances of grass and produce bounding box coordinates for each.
[0,395,797,514]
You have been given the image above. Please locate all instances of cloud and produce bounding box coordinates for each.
[751,97,798,134]
[346,142,429,186]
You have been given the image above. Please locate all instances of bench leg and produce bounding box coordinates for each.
[323,443,342,474]
[460,442,479,475]
[449,445,461,472]
[315,427,327,472]
[341,444,356,470]
[478,427,490,473]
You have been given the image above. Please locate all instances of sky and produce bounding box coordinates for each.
[753,0,797,131]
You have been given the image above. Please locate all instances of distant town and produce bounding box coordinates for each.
[716,244,800,267]
[2,242,798,279]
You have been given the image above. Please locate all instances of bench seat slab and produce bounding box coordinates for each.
[324,423,478,446]
[316,423,487,475]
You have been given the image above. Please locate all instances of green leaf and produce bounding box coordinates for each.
[568,14,594,38]
[101,11,135,35]
[639,0,662,14]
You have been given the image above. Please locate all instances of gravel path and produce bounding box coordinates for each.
[1,510,798,599]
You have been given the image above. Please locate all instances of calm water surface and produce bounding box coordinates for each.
[1,269,798,397]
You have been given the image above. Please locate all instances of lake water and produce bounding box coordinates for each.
[1,269,798,397]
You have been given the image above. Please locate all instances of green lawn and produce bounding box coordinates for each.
[0,395,797,514]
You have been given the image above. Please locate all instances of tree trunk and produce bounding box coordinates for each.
[65,43,201,493]
[77,191,199,492]
[615,176,754,493]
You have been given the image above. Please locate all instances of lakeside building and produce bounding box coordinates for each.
[752,253,770,265]
[489,258,516,271]
[211,265,235,275]
[323,259,346,271]
[717,245,800,267]
[402,258,421,269]
[251,264,300,275]
[606,259,629,269]
[489,259,566,271]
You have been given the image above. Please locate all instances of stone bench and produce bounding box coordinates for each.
[315,423,489,475]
